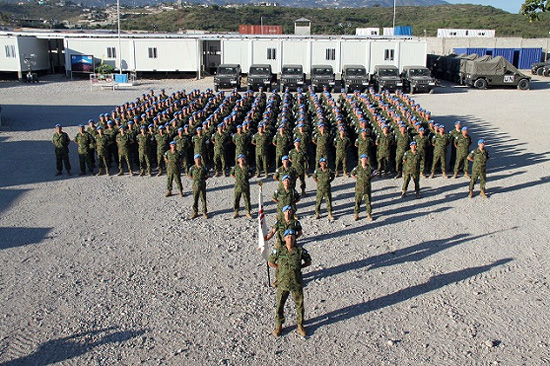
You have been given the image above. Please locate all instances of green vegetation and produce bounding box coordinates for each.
[522,0,549,21]
[120,4,550,38]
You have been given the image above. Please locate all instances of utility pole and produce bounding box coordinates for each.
[392,0,397,32]
[117,0,122,74]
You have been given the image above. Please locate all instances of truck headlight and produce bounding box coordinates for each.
[396,82,403,86]
[428,82,435,86]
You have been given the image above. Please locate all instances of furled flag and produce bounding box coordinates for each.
[258,181,269,261]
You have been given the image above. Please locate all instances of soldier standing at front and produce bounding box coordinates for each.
[94,126,110,176]
[288,138,308,196]
[187,154,209,219]
[52,124,71,176]
[334,127,351,177]
[468,139,490,198]
[453,126,472,179]
[74,124,95,176]
[313,157,335,220]
[164,141,184,197]
[268,229,311,338]
[136,126,152,176]
[401,141,422,199]
[351,154,373,221]
[116,126,134,176]
[230,154,253,219]
[430,125,449,179]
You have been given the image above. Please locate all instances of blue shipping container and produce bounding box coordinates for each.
[518,48,542,69]
[394,26,412,36]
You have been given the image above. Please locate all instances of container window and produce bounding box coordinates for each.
[148,47,158,59]
[384,49,395,61]
[106,47,116,58]
[325,48,336,61]
[267,48,277,60]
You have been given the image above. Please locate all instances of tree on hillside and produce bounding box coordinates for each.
[522,0,549,21]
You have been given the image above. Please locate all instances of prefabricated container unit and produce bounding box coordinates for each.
[221,38,251,71]
[250,39,282,73]
[0,35,49,72]
[239,25,283,35]
[281,39,310,73]
[64,36,200,73]
[383,28,394,36]
[394,26,413,36]
[356,28,380,36]
[453,47,542,69]
[340,40,369,72]
[310,39,341,75]
[437,29,495,38]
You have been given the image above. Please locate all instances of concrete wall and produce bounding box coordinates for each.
[427,37,550,60]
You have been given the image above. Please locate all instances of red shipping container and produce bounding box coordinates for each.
[239,25,282,35]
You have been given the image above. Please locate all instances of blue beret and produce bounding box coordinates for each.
[410,141,417,146]
[170,141,176,145]
[283,229,296,237]
[361,128,367,133]
[382,124,389,129]
[194,154,202,159]
[148,124,154,128]
[140,126,146,130]
[178,127,183,131]
[297,123,304,127]
[141,114,146,118]
[478,139,485,144]
[454,121,461,126]
[414,122,421,126]
[294,138,301,143]
[281,155,289,161]
[360,154,368,159]
[184,124,189,128]
[196,127,202,131]
[319,158,327,163]
[88,119,94,123]
[461,126,468,131]
[119,126,124,130]
[237,154,246,159]
[282,175,290,181]
[55,124,61,128]
[96,126,103,130]
[439,125,445,129]
[236,125,242,129]
[78,124,84,128]
[282,205,293,213]
[419,127,425,132]
[128,120,134,124]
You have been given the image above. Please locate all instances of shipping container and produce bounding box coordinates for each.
[394,26,412,36]
[453,47,542,69]
[437,29,495,38]
[356,27,380,36]
[518,48,542,69]
[239,25,282,35]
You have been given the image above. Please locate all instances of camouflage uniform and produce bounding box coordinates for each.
[376,133,393,174]
[402,149,422,195]
[136,132,152,175]
[313,167,335,216]
[272,187,300,219]
[52,131,71,174]
[232,132,249,163]
[155,132,170,174]
[94,133,110,175]
[431,134,449,176]
[188,164,209,215]
[268,246,312,328]
[313,132,331,168]
[74,131,95,174]
[212,130,229,175]
[252,132,270,176]
[116,131,134,174]
[334,134,351,176]
[454,134,472,176]
[273,219,303,251]
[288,148,308,194]
[395,131,411,175]
[164,149,183,193]
[468,148,490,193]
[231,163,252,213]
[351,163,372,217]
[272,132,290,170]
[413,134,429,175]
[274,165,298,191]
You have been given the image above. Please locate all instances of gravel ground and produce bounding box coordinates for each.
[1,74,550,365]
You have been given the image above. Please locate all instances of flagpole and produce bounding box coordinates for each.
[258,180,271,287]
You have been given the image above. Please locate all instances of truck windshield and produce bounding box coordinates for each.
[346,68,366,76]
[409,69,431,77]
[218,67,237,74]
[250,67,270,75]
[283,68,303,75]
[313,68,333,75]
[379,69,398,77]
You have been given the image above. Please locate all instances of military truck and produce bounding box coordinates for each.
[279,64,305,91]
[310,65,336,93]
[341,65,369,93]
[463,56,531,90]
[400,66,436,94]
[247,64,274,91]
[371,65,402,93]
[531,61,550,76]
[214,64,242,92]
[542,64,550,77]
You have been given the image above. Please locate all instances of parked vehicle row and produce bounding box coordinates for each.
[214,63,437,94]
[531,61,550,77]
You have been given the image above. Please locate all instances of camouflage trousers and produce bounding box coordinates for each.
[469,168,487,191]
[96,153,109,174]
[192,186,207,214]
[138,150,151,174]
[402,172,420,193]
[377,152,391,173]
[275,287,304,327]
[431,151,446,174]
[78,153,93,174]
[354,187,372,215]
[119,152,133,173]
[315,189,333,214]
[167,169,182,191]
[395,149,406,174]
[157,149,166,172]
[334,152,347,174]
[234,188,251,212]
[255,154,268,175]
[454,151,469,175]
[55,149,71,173]
[213,150,226,173]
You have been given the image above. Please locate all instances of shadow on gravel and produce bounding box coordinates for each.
[487,175,550,195]
[0,227,53,250]
[0,189,29,216]
[305,258,513,335]
[304,229,514,283]
[0,327,146,366]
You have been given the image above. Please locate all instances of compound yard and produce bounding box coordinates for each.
[0,75,549,365]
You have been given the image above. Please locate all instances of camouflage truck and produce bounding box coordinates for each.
[464,56,531,90]
[400,66,436,94]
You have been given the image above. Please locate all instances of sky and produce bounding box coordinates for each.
[444,0,524,13]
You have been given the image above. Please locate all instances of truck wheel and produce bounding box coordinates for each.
[543,69,550,77]
[536,67,544,76]
[474,78,487,90]
[517,79,530,90]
